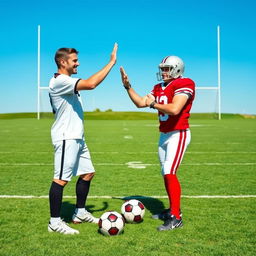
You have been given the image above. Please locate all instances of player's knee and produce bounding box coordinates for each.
[162,161,172,175]
[80,172,95,181]
[53,179,68,186]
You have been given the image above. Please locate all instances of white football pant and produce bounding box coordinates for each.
[158,129,191,176]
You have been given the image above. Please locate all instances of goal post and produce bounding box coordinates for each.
[195,25,221,120]
[37,25,49,120]
[36,25,222,120]
[217,25,221,120]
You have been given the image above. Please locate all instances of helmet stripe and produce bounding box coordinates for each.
[162,56,170,63]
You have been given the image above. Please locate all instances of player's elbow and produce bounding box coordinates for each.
[171,110,181,116]
[135,101,146,108]
[85,80,97,90]
[87,84,97,90]
[168,107,181,116]
[135,102,143,108]
[77,79,97,90]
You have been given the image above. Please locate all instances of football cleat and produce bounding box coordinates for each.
[48,219,79,235]
[157,214,183,231]
[72,209,99,224]
[152,208,182,220]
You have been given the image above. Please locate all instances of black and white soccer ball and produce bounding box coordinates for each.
[121,199,145,223]
[98,211,125,236]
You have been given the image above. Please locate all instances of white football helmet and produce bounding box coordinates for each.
[157,56,185,81]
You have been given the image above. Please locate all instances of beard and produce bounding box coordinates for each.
[67,66,77,74]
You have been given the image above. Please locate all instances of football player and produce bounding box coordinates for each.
[48,43,118,234]
[120,56,195,231]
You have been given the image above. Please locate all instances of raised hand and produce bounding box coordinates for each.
[120,66,131,89]
[110,43,118,65]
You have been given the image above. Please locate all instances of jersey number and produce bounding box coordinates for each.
[156,95,169,121]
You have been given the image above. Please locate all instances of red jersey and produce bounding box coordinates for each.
[151,77,195,133]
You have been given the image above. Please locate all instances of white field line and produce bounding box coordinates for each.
[124,135,133,139]
[144,124,208,127]
[0,162,255,166]
[0,151,255,154]
[0,195,255,199]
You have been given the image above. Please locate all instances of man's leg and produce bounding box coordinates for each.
[164,174,181,219]
[49,179,67,223]
[157,130,190,231]
[72,140,98,224]
[48,179,79,234]
[48,139,80,234]
[76,173,94,210]
[72,173,99,224]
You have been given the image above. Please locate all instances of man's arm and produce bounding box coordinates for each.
[120,66,147,108]
[145,94,189,115]
[76,43,118,91]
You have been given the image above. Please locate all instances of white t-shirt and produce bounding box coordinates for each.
[49,73,84,143]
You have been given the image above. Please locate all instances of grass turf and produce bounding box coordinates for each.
[0,116,255,255]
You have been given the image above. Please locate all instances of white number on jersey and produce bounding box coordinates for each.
[156,95,169,122]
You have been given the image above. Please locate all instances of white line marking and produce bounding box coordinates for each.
[0,151,255,154]
[193,142,243,145]
[183,163,256,166]
[0,162,255,166]
[187,152,256,154]
[0,152,50,154]
[145,124,209,127]
[0,195,255,199]
[126,161,147,169]
[0,163,53,166]
[124,135,133,139]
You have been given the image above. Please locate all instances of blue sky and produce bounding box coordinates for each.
[0,0,255,114]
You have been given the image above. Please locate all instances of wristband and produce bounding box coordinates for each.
[149,101,156,109]
[124,82,131,90]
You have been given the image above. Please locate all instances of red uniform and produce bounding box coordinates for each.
[151,77,195,132]
[151,77,195,220]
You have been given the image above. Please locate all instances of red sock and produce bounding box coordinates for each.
[164,174,181,219]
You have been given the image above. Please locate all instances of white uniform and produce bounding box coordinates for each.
[49,73,95,181]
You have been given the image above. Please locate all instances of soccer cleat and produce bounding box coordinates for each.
[157,214,183,231]
[72,209,99,224]
[152,208,182,220]
[48,220,79,235]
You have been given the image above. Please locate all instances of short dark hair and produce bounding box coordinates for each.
[54,48,79,68]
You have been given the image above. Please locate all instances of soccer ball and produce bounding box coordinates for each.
[98,211,125,236]
[121,199,145,223]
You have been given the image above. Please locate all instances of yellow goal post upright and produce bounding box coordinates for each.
[37,25,221,120]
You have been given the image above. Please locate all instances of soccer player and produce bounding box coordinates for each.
[48,43,118,235]
[120,56,195,231]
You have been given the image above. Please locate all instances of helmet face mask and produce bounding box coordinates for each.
[156,56,184,81]
[158,66,174,81]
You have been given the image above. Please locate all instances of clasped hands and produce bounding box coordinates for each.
[145,94,156,107]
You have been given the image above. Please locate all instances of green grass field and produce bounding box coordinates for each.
[0,114,255,256]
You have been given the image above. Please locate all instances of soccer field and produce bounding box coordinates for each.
[0,117,255,256]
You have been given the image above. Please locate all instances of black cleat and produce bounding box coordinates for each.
[157,214,183,231]
[152,209,182,220]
